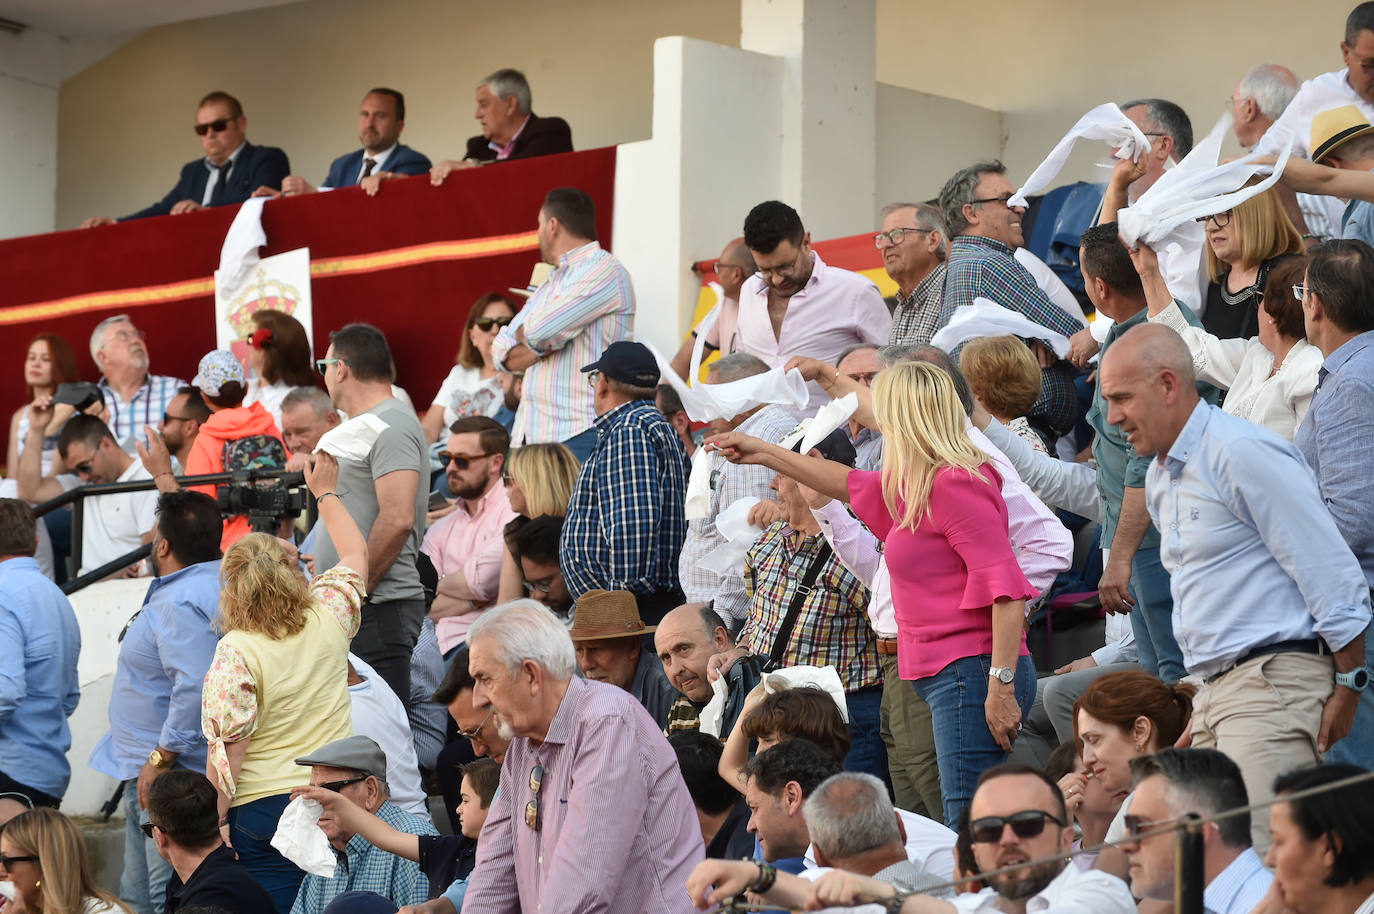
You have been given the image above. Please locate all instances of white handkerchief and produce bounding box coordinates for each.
[697,497,764,574]
[1118,112,1294,247]
[314,413,389,462]
[763,665,849,722]
[0,881,16,902]
[685,446,714,521]
[930,298,1073,359]
[647,341,810,423]
[698,674,730,738]
[795,393,857,454]
[218,196,268,290]
[270,797,336,877]
[1009,103,1152,208]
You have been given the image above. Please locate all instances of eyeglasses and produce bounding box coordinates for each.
[525,763,544,830]
[71,459,95,476]
[140,821,160,839]
[316,357,348,375]
[1293,282,1308,300]
[523,575,555,595]
[873,227,933,248]
[586,369,602,389]
[711,261,742,274]
[1194,210,1232,228]
[846,371,879,386]
[162,413,193,425]
[969,809,1065,843]
[109,328,146,344]
[474,316,513,331]
[501,471,515,485]
[319,775,368,793]
[194,118,234,136]
[0,854,38,869]
[968,193,1017,207]
[457,707,494,742]
[1121,814,1172,842]
[439,451,493,470]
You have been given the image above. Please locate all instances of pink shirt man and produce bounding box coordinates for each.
[421,484,519,652]
[734,251,892,412]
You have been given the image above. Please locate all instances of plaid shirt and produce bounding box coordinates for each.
[560,399,690,598]
[740,524,880,691]
[679,405,801,622]
[889,262,947,346]
[289,800,436,914]
[100,373,187,454]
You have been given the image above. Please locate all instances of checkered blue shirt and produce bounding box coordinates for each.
[560,399,690,598]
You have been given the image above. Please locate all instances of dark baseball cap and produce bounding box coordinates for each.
[792,428,858,468]
[581,340,660,388]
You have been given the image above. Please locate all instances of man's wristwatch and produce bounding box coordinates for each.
[989,666,1016,684]
[1335,667,1371,692]
[883,881,917,913]
[148,748,174,769]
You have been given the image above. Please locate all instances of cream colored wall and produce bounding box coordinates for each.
[875,0,1358,189]
[55,0,740,228]
[875,82,1003,208]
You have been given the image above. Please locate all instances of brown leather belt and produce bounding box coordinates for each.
[876,637,899,656]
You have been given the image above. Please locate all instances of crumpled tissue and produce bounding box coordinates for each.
[930,298,1073,359]
[698,674,730,738]
[763,665,849,723]
[270,796,336,878]
[697,497,764,575]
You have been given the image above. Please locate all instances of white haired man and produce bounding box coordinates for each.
[461,600,702,913]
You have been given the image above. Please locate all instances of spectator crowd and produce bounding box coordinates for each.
[7,12,1374,914]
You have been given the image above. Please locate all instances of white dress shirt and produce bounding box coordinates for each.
[346,653,429,816]
[320,144,399,191]
[200,142,246,205]
[950,858,1136,913]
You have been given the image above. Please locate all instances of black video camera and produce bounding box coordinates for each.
[216,469,308,533]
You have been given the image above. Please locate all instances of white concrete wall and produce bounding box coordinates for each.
[874,82,1004,210]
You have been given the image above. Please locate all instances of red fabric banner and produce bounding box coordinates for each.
[0,147,617,425]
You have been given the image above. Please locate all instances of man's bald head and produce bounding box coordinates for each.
[655,603,732,703]
[1100,324,1200,459]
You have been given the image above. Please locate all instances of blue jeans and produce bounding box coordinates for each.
[119,779,173,914]
[560,427,599,463]
[229,793,304,914]
[1128,545,1186,683]
[1327,619,1374,768]
[915,654,1037,828]
[843,687,888,783]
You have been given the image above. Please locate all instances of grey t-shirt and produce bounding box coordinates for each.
[314,397,426,603]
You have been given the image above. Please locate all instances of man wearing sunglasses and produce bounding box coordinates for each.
[82,91,288,226]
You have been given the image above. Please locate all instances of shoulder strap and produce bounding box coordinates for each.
[766,541,833,669]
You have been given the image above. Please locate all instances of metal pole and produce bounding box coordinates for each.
[60,543,153,595]
[1175,813,1205,914]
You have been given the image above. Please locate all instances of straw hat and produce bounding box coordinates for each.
[1310,105,1374,164]
[568,589,655,641]
[508,261,553,298]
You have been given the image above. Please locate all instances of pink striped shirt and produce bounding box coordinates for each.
[462,676,703,914]
[420,483,519,652]
[491,241,635,444]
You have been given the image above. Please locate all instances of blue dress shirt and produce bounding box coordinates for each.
[89,561,222,781]
[1203,847,1272,914]
[0,557,81,797]
[1147,401,1371,679]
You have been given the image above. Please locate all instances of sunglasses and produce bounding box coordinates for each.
[525,763,544,830]
[194,118,234,136]
[439,451,493,470]
[71,459,95,476]
[316,357,348,375]
[319,775,368,793]
[457,708,495,742]
[474,316,513,331]
[140,821,159,839]
[0,854,38,868]
[162,413,194,425]
[1122,814,1174,842]
[970,809,1065,843]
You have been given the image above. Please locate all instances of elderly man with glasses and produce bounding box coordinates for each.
[81,91,288,227]
[461,599,702,914]
[878,202,949,347]
[420,416,518,656]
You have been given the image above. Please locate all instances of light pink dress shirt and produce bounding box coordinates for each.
[735,252,891,411]
[421,483,519,652]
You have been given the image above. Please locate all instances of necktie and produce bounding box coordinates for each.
[209,161,233,206]
[362,157,377,179]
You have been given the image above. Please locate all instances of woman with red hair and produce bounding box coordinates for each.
[243,310,316,431]
[6,333,81,479]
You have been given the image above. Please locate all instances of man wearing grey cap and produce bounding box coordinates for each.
[559,340,690,624]
[288,736,436,914]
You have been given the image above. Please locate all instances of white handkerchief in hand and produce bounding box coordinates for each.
[685,446,714,521]
[314,413,389,462]
[698,674,731,738]
[697,497,764,574]
[798,394,857,454]
[762,664,850,722]
[270,796,336,877]
[1009,103,1152,208]
[931,298,1073,359]
[0,881,16,902]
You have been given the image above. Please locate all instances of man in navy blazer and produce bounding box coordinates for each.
[271,88,431,198]
[430,69,573,184]
[81,92,288,227]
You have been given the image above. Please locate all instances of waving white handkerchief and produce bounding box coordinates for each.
[1009,103,1152,207]
[314,413,389,462]
[1118,112,1294,247]
[763,665,849,722]
[791,393,858,454]
[697,496,765,575]
[648,340,810,423]
[270,797,336,878]
[217,196,268,289]
[685,446,715,521]
[930,298,1072,359]
[698,674,731,738]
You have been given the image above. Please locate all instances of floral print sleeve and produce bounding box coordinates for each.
[309,565,366,637]
[201,640,258,798]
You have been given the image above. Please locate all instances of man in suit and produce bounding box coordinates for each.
[430,68,572,184]
[270,88,431,198]
[81,92,288,226]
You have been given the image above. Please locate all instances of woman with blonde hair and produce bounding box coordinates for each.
[1198,183,1303,341]
[708,361,1037,826]
[496,442,580,603]
[199,452,367,912]
[0,807,129,914]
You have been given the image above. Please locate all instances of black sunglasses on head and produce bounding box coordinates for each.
[970,809,1064,843]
